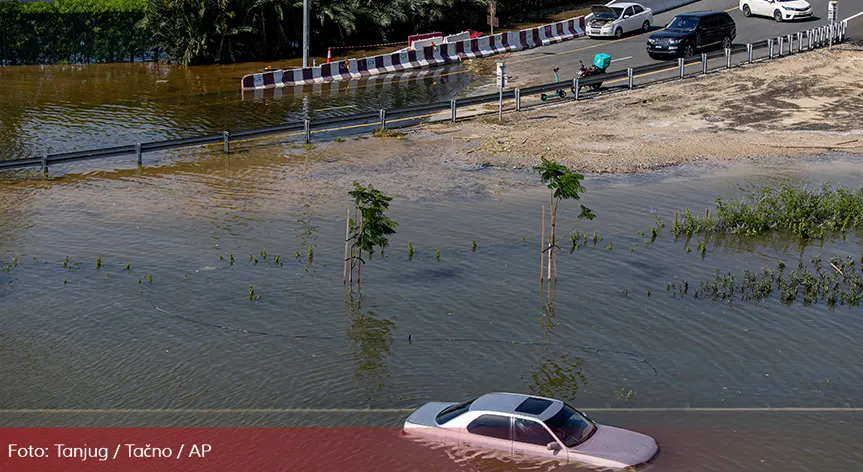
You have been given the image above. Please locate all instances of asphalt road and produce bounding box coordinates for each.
[487,0,863,93]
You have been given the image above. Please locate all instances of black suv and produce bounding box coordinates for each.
[646,11,736,59]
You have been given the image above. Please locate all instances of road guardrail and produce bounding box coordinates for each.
[0,22,848,174]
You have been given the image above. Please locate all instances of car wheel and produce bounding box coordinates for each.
[774,9,783,21]
[742,4,751,16]
[615,27,623,39]
[642,21,650,32]
[722,36,732,49]
[683,43,695,58]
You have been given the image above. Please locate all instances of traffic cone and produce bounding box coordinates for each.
[327,48,332,63]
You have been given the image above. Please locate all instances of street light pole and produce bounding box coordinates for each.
[302,0,310,67]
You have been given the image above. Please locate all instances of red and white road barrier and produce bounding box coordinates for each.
[241,17,586,90]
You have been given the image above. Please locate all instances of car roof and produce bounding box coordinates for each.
[675,10,727,17]
[470,392,563,420]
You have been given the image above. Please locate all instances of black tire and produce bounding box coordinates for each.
[683,43,695,58]
[742,4,751,17]
[722,36,732,49]
[541,94,548,101]
[774,9,783,21]
[558,90,567,98]
[642,21,650,32]
[615,27,623,39]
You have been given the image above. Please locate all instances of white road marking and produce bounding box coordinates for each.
[844,10,863,21]
[0,407,860,414]
[611,56,633,63]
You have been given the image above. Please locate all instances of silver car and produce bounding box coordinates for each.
[403,392,659,470]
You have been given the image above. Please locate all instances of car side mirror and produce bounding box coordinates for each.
[624,15,630,19]
[547,441,562,451]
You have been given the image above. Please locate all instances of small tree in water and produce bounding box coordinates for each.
[534,157,595,282]
[346,181,398,288]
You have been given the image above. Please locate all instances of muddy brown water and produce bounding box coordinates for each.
[0,61,474,162]
[1,153,863,471]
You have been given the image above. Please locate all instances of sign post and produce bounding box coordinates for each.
[828,1,838,23]
[488,1,499,36]
[496,60,507,121]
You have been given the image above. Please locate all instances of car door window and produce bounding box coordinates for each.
[467,414,511,440]
[623,6,634,18]
[514,418,555,446]
[632,5,644,14]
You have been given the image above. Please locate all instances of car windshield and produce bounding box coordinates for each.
[435,398,476,425]
[544,404,597,448]
[666,16,699,31]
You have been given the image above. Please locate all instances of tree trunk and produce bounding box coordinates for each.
[541,205,545,282]
[343,208,350,284]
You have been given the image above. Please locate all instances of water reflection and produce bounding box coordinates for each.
[0,61,473,161]
[527,284,589,402]
[344,291,396,402]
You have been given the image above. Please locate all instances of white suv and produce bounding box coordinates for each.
[740,0,812,21]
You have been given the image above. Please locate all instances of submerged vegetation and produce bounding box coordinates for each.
[346,181,397,287]
[671,255,863,309]
[671,184,863,239]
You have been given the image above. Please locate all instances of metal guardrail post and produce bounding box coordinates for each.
[304,119,311,143]
[796,32,802,52]
[747,43,753,63]
[678,58,685,78]
[135,143,142,165]
[451,99,457,122]
[223,131,230,153]
[778,36,783,57]
[820,26,825,46]
[786,34,793,54]
[768,38,774,58]
[515,89,521,111]
[808,29,813,49]
[829,24,833,49]
[41,154,48,175]
[725,48,732,68]
[627,68,633,89]
[574,78,580,101]
[701,53,708,74]
[379,109,386,130]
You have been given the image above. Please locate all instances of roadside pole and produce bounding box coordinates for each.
[496,60,507,122]
[828,1,838,48]
[302,0,310,67]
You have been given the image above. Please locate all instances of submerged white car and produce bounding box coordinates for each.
[587,3,654,39]
[739,0,812,21]
[403,392,659,470]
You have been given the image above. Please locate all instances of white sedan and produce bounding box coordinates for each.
[403,392,659,470]
[740,0,813,21]
[586,3,654,39]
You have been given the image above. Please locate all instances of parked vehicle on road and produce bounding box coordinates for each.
[739,0,812,21]
[646,11,737,59]
[587,3,654,39]
[403,392,659,470]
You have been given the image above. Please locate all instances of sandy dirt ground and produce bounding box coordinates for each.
[263,45,863,200]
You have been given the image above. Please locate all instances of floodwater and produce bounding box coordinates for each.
[0,61,475,162]
[1,153,863,471]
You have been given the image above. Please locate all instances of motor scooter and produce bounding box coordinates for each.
[572,54,610,93]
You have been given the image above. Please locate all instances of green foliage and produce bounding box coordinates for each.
[672,184,863,239]
[348,181,397,263]
[534,157,594,219]
[671,256,863,309]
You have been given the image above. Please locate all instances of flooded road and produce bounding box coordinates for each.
[1,152,863,471]
[0,61,475,162]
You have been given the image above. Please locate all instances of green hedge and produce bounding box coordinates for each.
[1,0,151,64]
[0,0,147,14]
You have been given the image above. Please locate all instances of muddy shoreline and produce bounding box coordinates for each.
[2,46,862,203]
